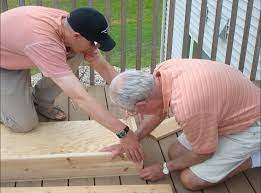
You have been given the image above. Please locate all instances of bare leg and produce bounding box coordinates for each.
[180,158,252,191]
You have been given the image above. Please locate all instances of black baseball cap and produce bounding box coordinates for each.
[67,7,116,52]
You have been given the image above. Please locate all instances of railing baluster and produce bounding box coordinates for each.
[52,0,60,8]
[105,0,111,63]
[151,0,160,73]
[136,0,142,70]
[1,0,8,12]
[211,0,223,61]
[238,0,254,72]
[225,0,238,65]
[166,0,175,60]
[71,0,77,9]
[250,15,261,81]
[182,0,192,58]
[19,0,25,6]
[121,0,127,72]
[87,0,95,85]
[36,0,43,6]
[195,0,207,59]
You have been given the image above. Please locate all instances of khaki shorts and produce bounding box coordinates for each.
[178,121,261,183]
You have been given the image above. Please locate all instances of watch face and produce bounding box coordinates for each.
[163,167,169,175]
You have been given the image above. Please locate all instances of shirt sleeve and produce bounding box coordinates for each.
[182,112,219,154]
[24,41,72,78]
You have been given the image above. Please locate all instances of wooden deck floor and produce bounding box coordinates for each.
[1,85,260,193]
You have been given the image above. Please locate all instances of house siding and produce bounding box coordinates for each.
[161,0,260,80]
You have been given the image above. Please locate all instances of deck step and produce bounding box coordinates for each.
[1,118,141,182]
[1,184,173,193]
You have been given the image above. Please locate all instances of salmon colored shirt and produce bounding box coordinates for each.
[0,6,72,78]
[154,59,261,154]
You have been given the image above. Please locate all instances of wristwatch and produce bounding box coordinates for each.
[116,126,130,139]
[162,162,170,175]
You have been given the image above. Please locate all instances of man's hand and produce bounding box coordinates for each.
[140,163,165,181]
[100,144,124,159]
[120,130,144,163]
[84,48,102,63]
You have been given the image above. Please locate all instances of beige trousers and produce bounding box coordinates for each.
[0,54,83,133]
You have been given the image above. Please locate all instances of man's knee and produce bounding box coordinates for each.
[180,169,209,191]
[168,139,186,160]
[3,116,39,133]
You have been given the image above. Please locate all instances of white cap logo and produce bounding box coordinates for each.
[101,27,108,34]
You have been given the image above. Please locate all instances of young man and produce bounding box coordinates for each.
[0,6,144,163]
[106,59,261,190]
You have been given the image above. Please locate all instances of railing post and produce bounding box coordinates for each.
[211,0,223,61]
[121,0,127,72]
[166,0,175,60]
[71,0,77,9]
[151,0,160,73]
[250,15,261,81]
[136,0,142,70]
[52,0,60,8]
[19,0,25,6]
[36,0,43,6]
[182,0,192,58]
[238,0,254,72]
[105,0,111,63]
[1,0,8,12]
[195,0,207,59]
[225,0,238,65]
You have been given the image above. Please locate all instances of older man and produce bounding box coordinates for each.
[106,59,261,190]
[1,6,143,162]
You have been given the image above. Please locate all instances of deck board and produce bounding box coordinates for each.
[2,85,260,193]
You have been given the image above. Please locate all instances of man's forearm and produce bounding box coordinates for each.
[167,151,212,171]
[88,54,118,84]
[135,114,166,141]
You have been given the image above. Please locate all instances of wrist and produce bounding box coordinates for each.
[116,125,130,139]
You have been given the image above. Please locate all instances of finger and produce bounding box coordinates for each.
[129,150,138,163]
[125,149,132,161]
[137,147,145,161]
[134,149,142,163]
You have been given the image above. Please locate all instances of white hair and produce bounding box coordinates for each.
[109,70,154,110]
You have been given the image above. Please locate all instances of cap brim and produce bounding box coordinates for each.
[98,34,116,52]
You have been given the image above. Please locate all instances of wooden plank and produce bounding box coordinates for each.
[42,179,67,187]
[225,0,239,65]
[1,0,8,12]
[95,177,120,185]
[105,0,111,63]
[141,136,175,192]
[136,0,143,70]
[204,184,230,193]
[182,0,192,58]
[238,0,254,72]
[19,0,25,6]
[211,0,223,61]
[250,15,261,81]
[69,178,94,186]
[1,119,141,182]
[150,117,181,140]
[151,0,160,73]
[1,185,173,193]
[16,181,41,187]
[244,168,261,193]
[166,0,175,60]
[159,134,202,193]
[225,173,255,193]
[68,86,89,121]
[121,0,127,72]
[0,182,15,187]
[195,0,207,59]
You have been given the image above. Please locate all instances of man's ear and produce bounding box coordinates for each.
[135,101,147,112]
[72,32,82,40]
